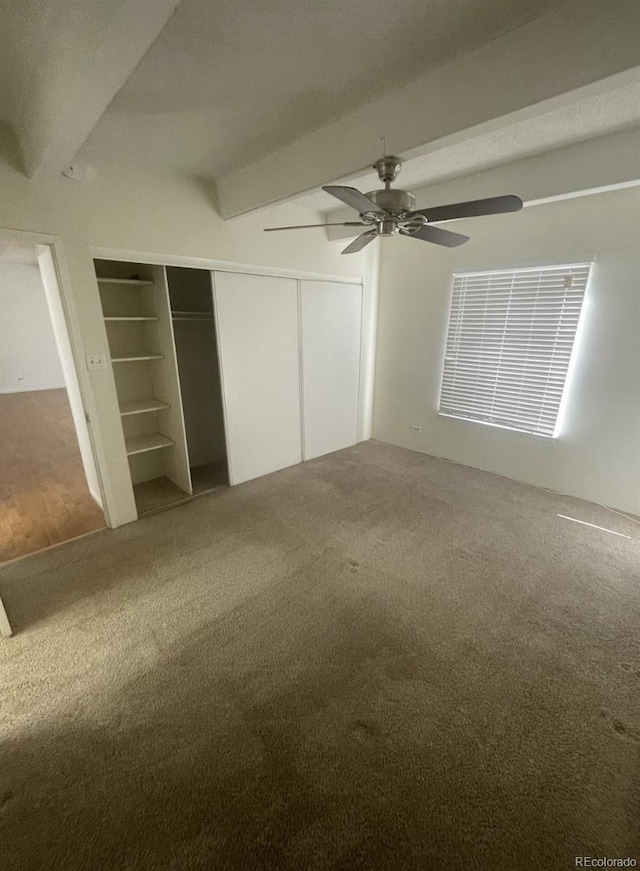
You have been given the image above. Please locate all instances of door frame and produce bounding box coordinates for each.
[89,246,364,285]
[0,227,110,524]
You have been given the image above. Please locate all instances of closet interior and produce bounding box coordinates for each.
[166,267,228,495]
[95,259,228,516]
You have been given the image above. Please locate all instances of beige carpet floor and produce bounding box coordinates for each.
[1,441,639,870]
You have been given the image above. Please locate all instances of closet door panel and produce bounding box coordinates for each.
[301,280,362,460]
[213,272,302,484]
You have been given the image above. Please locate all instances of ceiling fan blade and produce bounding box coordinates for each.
[400,224,469,247]
[410,195,523,224]
[264,221,367,232]
[341,229,378,254]
[323,185,387,215]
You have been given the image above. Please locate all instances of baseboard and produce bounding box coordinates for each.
[0,384,66,394]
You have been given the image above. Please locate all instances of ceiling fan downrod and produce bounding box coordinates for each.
[363,156,416,226]
[373,155,402,189]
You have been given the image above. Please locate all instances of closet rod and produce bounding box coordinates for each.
[172,316,214,322]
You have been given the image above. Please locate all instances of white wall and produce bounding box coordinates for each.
[0,261,65,392]
[374,186,640,514]
[0,159,369,526]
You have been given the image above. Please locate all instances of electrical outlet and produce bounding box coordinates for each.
[411,424,422,433]
[86,353,107,371]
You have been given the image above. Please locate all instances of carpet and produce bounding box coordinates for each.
[1,441,639,870]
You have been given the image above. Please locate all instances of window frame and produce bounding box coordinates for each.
[437,261,592,439]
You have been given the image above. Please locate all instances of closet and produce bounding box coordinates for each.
[166,267,228,494]
[94,258,364,523]
[95,260,228,516]
[213,273,363,482]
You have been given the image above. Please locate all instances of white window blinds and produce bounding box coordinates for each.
[439,263,590,437]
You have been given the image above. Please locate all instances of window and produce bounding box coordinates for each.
[439,263,591,437]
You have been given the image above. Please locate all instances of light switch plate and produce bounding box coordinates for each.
[86,352,108,371]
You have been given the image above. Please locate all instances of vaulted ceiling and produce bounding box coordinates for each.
[0,0,639,218]
[77,0,564,177]
[0,0,181,177]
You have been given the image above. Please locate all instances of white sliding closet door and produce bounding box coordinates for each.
[213,272,302,484]
[300,280,362,460]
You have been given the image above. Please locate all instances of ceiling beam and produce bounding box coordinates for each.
[22,0,182,180]
[325,127,640,241]
[216,0,640,218]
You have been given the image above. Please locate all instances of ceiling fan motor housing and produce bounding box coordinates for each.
[365,187,416,218]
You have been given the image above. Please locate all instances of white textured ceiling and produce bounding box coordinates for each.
[0,0,124,131]
[78,0,563,177]
[294,82,640,213]
[0,0,180,177]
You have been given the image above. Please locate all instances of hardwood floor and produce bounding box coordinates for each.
[0,390,105,563]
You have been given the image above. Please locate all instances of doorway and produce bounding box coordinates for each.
[0,237,105,563]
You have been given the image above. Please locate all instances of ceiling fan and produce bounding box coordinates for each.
[264,155,523,254]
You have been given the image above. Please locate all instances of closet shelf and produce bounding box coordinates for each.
[104,316,159,322]
[119,398,170,417]
[98,278,154,287]
[111,354,164,363]
[125,434,174,456]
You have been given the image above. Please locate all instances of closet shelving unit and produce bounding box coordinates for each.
[96,263,193,514]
